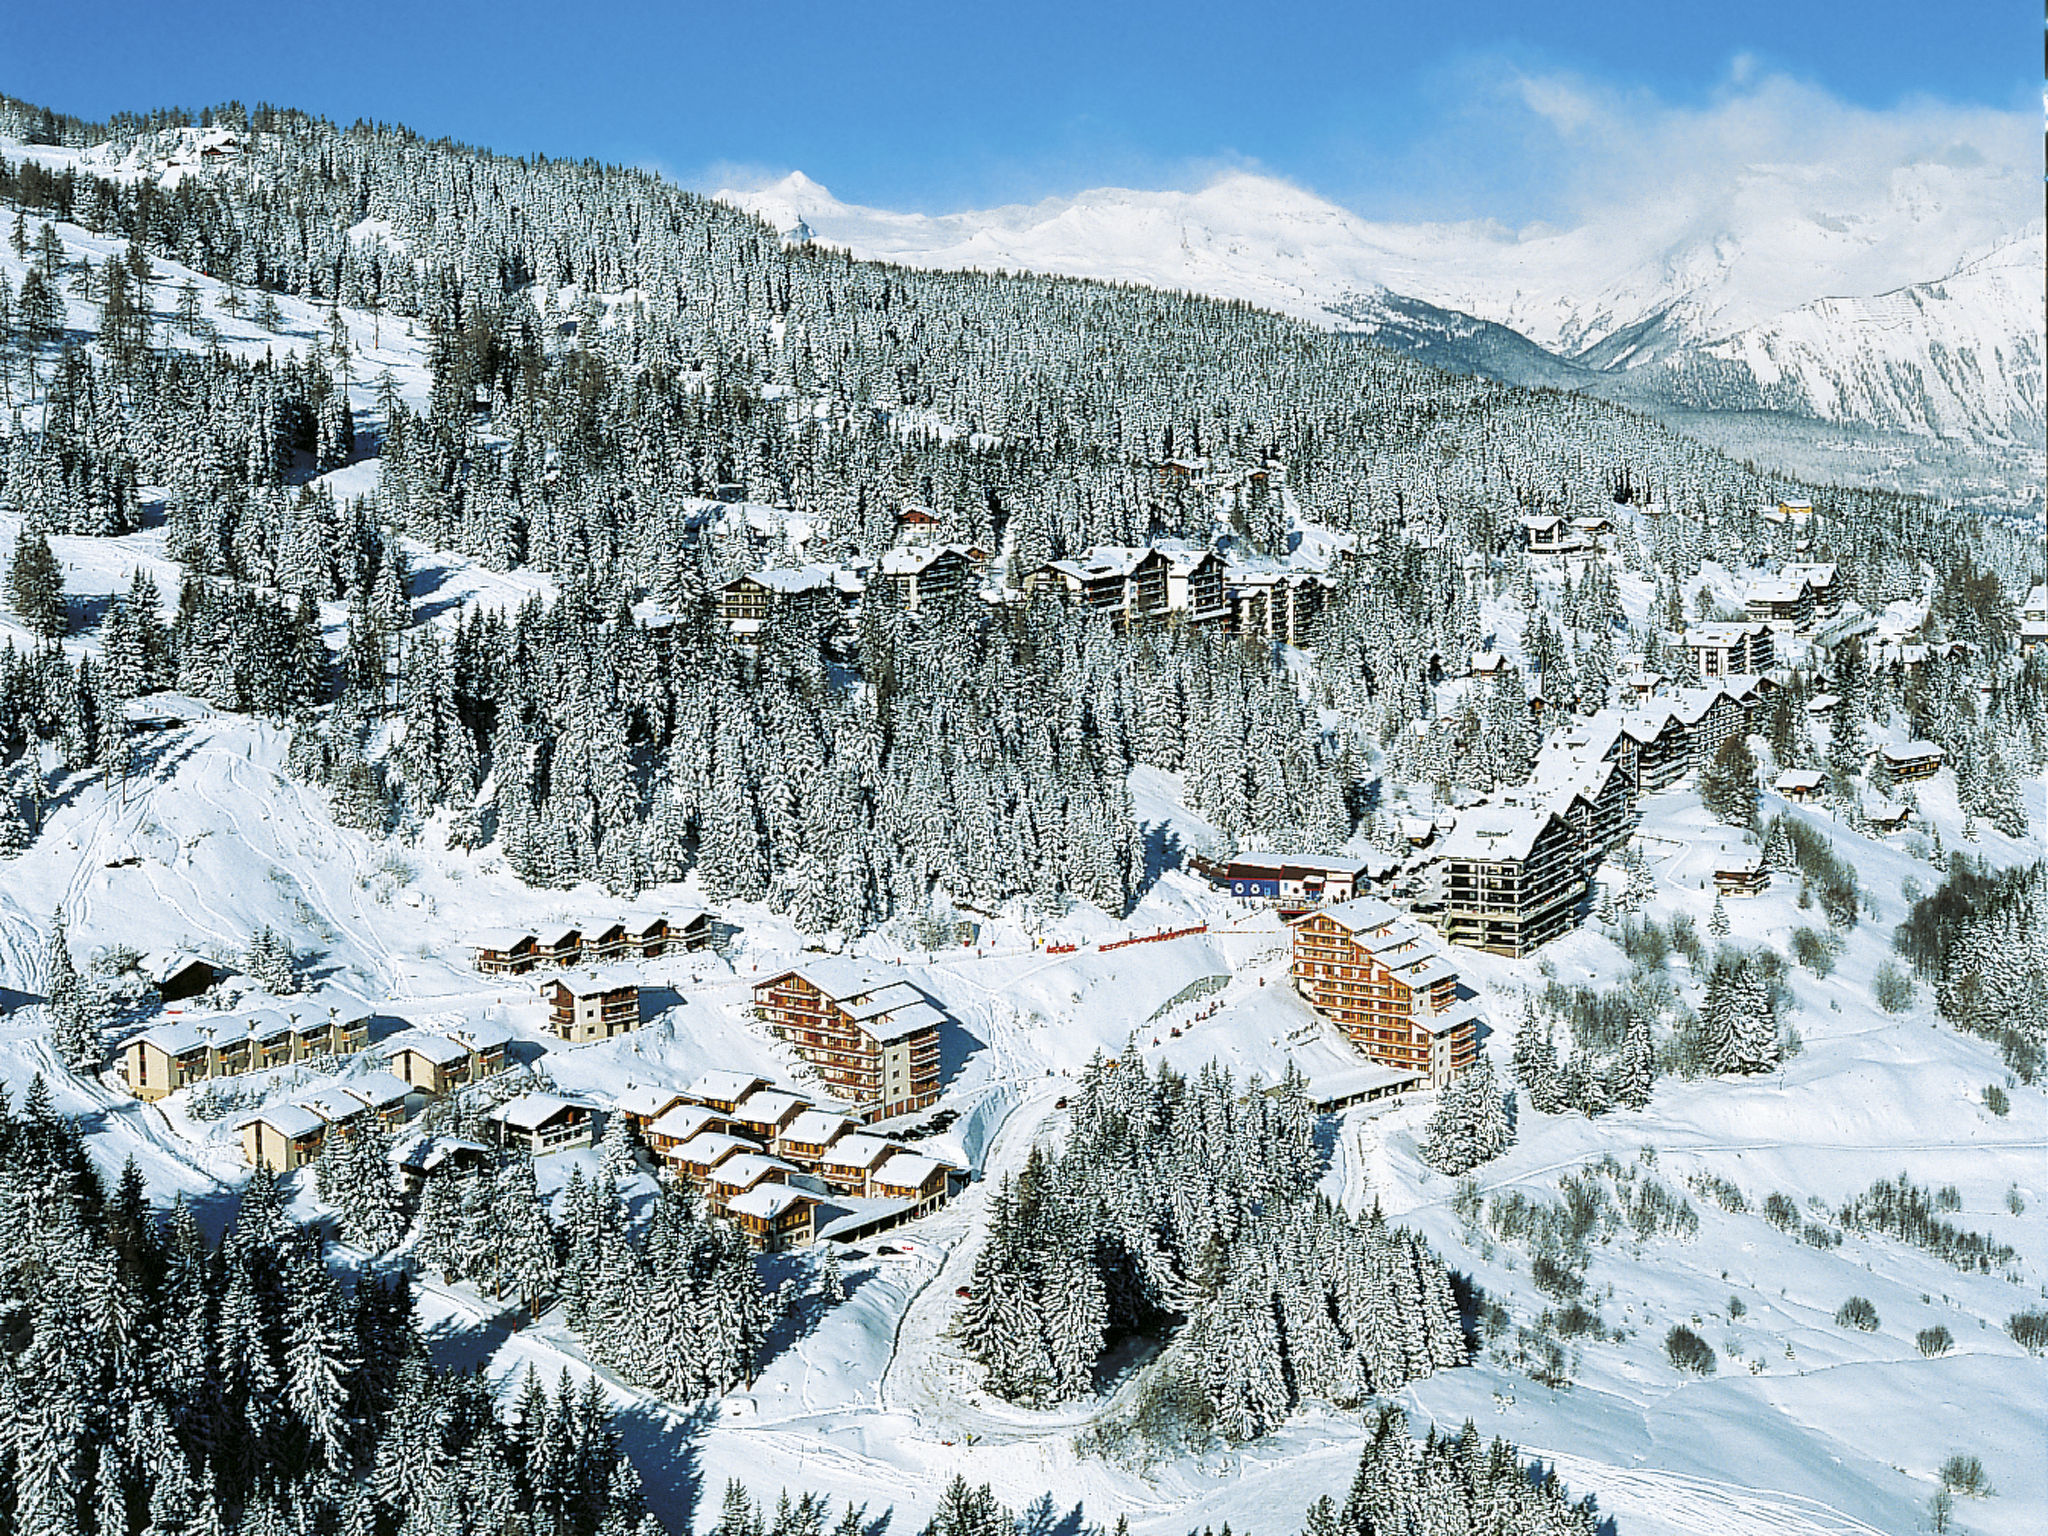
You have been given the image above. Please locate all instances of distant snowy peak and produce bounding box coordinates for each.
[1633,223,2047,445]
[722,170,2043,450]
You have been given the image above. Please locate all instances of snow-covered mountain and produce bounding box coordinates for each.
[722,169,2045,454]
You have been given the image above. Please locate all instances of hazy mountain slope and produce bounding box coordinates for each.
[723,169,2045,462]
[1621,226,2045,445]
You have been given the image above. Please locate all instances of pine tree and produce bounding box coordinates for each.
[7,529,65,638]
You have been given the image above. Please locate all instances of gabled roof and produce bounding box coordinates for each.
[730,1089,809,1125]
[1312,895,1404,934]
[391,1033,469,1067]
[686,1069,772,1104]
[544,967,639,997]
[650,1103,724,1141]
[1437,805,1562,863]
[489,1093,585,1131]
[238,1103,327,1138]
[726,1184,817,1220]
[465,928,535,952]
[1684,622,1769,646]
[614,1084,689,1119]
[343,1072,413,1110]
[671,1131,758,1166]
[780,1109,855,1146]
[1774,769,1826,790]
[820,1133,900,1168]
[297,1087,367,1124]
[872,1151,949,1189]
[709,1153,797,1189]
[448,1018,517,1050]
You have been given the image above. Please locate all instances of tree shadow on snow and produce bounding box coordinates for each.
[1133,820,1186,903]
[1017,1493,1091,1536]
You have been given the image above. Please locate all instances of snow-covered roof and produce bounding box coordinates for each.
[741,565,836,595]
[1314,895,1404,933]
[1685,622,1769,647]
[686,1069,772,1104]
[392,1033,469,1067]
[1299,1063,1420,1105]
[650,1103,724,1141]
[545,967,639,997]
[821,1134,900,1168]
[343,1072,412,1110]
[245,1009,300,1042]
[296,1086,368,1124]
[465,928,533,951]
[489,1093,584,1131]
[238,1103,327,1139]
[448,1018,517,1050]
[781,1110,855,1146]
[614,1084,689,1119]
[397,1135,490,1173]
[672,1131,758,1166]
[1747,580,1805,604]
[731,1089,809,1125]
[726,1185,817,1221]
[709,1153,797,1189]
[1437,806,1559,863]
[128,1018,218,1055]
[143,950,219,986]
[872,1152,948,1189]
[1883,740,1942,761]
[1414,999,1486,1038]
[1774,769,1826,790]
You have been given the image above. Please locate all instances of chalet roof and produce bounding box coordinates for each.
[238,1103,327,1139]
[447,1018,517,1050]
[740,566,835,595]
[397,1135,491,1174]
[545,967,639,997]
[392,1033,469,1067]
[1715,855,1765,875]
[730,1089,809,1125]
[872,1151,949,1189]
[1805,693,1840,713]
[143,950,219,987]
[532,923,581,947]
[671,1131,758,1166]
[768,963,939,1039]
[686,1069,771,1104]
[780,1110,855,1146]
[1672,686,1739,724]
[244,1008,297,1042]
[1882,740,1942,762]
[614,1084,689,1119]
[726,1185,818,1220]
[1774,769,1826,790]
[1863,795,1909,821]
[297,1087,369,1124]
[465,928,534,952]
[1747,581,1805,604]
[878,543,977,576]
[821,1133,900,1169]
[649,1103,724,1141]
[343,1072,413,1110]
[1313,895,1404,934]
[1784,562,1838,588]
[130,1019,214,1055]
[709,1153,797,1189]
[1437,806,1560,864]
[489,1093,585,1131]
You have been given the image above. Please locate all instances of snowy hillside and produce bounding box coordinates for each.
[722,166,2045,458]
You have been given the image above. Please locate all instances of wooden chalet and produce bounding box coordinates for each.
[1878,742,1943,782]
[752,962,943,1121]
[239,1105,328,1171]
[541,970,641,1043]
[1713,856,1771,897]
[1289,898,1482,1088]
[487,1094,595,1156]
[870,1152,951,1215]
[726,1185,819,1251]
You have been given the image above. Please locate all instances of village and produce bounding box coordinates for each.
[87,506,2016,1276]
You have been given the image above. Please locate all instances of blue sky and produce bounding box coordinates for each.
[3,1,2032,220]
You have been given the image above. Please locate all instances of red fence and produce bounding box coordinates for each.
[1097,923,1208,953]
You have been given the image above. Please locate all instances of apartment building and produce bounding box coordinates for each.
[752,961,943,1120]
[1289,896,1482,1088]
[1439,806,1587,957]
